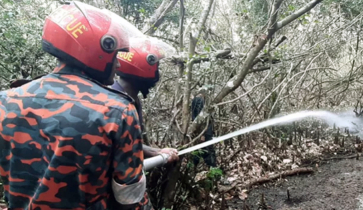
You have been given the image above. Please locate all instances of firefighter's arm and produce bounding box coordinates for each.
[111,107,146,205]
[143,145,179,164]
[143,144,160,157]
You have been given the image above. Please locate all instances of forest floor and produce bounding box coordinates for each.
[227,152,363,210]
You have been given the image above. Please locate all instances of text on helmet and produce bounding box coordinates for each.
[117,52,134,62]
[66,18,87,39]
[48,7,87,39]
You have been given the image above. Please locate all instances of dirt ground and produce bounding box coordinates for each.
[227,156,363,210]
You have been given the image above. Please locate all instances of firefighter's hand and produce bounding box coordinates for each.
[159,148,179,164]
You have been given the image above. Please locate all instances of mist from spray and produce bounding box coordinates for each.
[178,110,363,156]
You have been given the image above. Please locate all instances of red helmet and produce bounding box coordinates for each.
[116,37,176,97]
[42,1,130,84]
[116,37,175,97]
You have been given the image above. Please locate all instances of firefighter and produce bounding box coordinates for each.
[111,37,179,209]
[0,2,147,209]
[113,37,178,161]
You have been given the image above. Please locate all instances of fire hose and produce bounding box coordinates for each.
[143,136,223,171]
[143,110,362,171]
[142,115,277,171]
[142,120,257,171]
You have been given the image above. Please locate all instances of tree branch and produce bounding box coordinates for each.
[187,109,211,138]
[144,0,179,35]
[214,68,272,107]
[181,0,214,140]
[170,48,232,65]
[276,0,323,30]
[182,116,210,148]
[173,0,185,107]
[179,0,185,50]
[267,0,283,39]
[149,35,179,46]
[212,0,323,104]
[181,33,196,139]
[193,0,214,40]
[249,67,271,73]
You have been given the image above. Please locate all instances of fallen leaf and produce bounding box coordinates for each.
[227,176,238,183]
[225,193,234,200]
[261,155,268,162]
[238,189,248,200]
[283,159,292,164]
[194,171,208,182]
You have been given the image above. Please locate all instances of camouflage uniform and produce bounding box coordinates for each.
[0,65,145,209]
[110,81,154,210]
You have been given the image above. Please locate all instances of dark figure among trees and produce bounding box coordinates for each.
[191,89,217,168]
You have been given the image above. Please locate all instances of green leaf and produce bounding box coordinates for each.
[288,5,295,11]
[207,167,223,179]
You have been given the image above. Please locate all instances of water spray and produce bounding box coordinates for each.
[143,110,363,171]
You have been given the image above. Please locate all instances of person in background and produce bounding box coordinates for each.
[0,2,147,209]
[191,88,217,168]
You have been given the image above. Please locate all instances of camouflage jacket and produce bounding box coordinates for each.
[110,80,153,210]
[0,65,144,209]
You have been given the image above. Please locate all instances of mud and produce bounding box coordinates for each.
[228,156,363,210]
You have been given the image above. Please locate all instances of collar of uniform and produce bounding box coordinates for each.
[51,65,135,103]
[110,80,143,125]
[109,80,137,104]
[111,79,125,92]
[51,64,92,80]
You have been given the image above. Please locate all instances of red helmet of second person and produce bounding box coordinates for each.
[116,37,175,87]
[41,1,130,84]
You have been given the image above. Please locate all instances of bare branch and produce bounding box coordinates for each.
[214,69,272,107]
[179,0,185,50]
[161,109,181,143]
[194,0,214,40]
[149,35,179,46]
[183,116,210,148]
[276,0,323,30]
[144,0,178,35]
[213,0,323,104]
[187,109,211,137]
[213,34,269,104]
[212,1,283,104]
[267,0,283,38]
[249,67,271,73]
[181,0,214,140]
[257,59,322,111]
[170,48,232,65]
[181,33,197,137]
[173,0,185,107]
